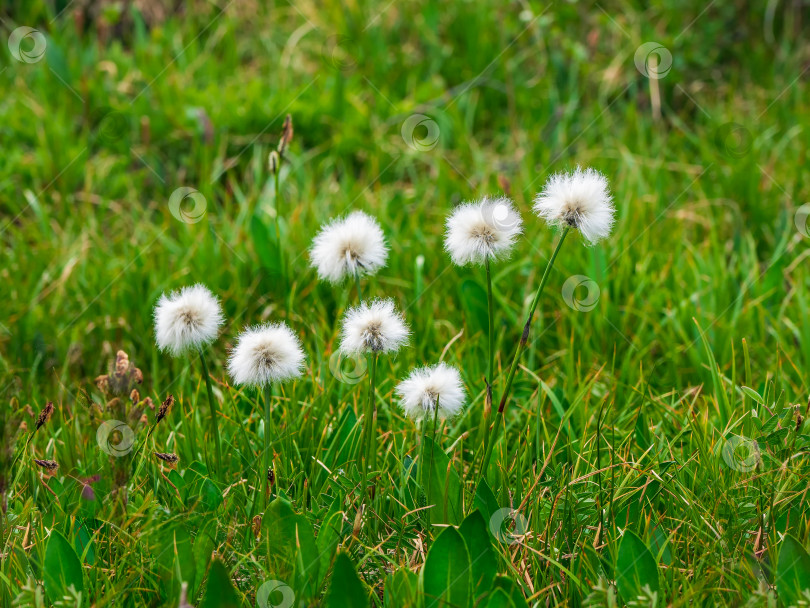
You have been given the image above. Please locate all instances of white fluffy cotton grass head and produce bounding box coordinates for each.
[396,362,466,422]
[532,166,615,244]
[309,210,389,283]
[444,196,523,266]
[339,299,410,356]
[227,323,305,387]
[154,284,224,356]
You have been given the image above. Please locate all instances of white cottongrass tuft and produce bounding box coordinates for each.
[395,362,466,421]
[310,210,389,283]
[339,299,410,355]
[227,323,305,386]
[532,166,615,244]
[444,196,523,265]
[154,284,224,356]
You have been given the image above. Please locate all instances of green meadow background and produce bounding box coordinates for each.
[2,0,810,606]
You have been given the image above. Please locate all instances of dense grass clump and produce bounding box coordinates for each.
[2,1,810,606]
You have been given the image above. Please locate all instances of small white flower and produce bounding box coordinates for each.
[154,284,224,356]
[444,196,523,265]
[227,323,305,386]
[533,166,615,244]
[339,299,409,355]
[310,210,389,283]
[396,362,466,421]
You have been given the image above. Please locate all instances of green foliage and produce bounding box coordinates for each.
[421,526,471,608]
[615,530,660,604]
[2,0,810,606]
[327,553,368,608]
[202,560,241,608]
[776,536,810,607]
[43,530,83,602]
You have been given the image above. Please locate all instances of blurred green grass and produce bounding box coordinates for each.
[1,0,810,605]
[2,0,808,402]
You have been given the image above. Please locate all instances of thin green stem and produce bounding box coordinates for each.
[198,349,222,474]
[274,170,281,219]
[418,415,429,530]
[264,383,273,508]
[486,257,494,390]
[354,269,363,304]
[360,353,378,503]
[424,399,440,531]
[596,399,607,537]
[480,226,570,477]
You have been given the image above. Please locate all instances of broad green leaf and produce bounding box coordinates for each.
[157,525,195,601]
[294,516,322,597]
[421,526,471,608]
[384,569,418,607]
[317,510,344,585]
[192,524,216,596]
[776,535,810,605]
[261,497,320,596]
[168,469,187,503]
[474,478,500,524]
[459,510,497,597]
[741,386,764,404]
[44,529,84,601]
[200,478,222,511]
[326,552,368,608]
[202,559,240,608]
[422,436,463,525]
[616,530,660,603]
[761,414,780,434]
[485,588,515,608]
[491,576,529,608]
[74,519,95,566]
[764,428,790,448]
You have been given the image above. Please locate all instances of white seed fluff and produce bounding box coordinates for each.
[395,362,466,421]
[339,299,410,355]
[444,196,523,266]
[309,210,389,283]
[154,284,224,356]
[532,166,615,244]
[227,323,305,386]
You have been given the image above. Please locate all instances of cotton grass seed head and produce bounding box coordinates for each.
[227,322,306,386]
[396,362,466,421]
[310,210,389,283]
[444,196,523,265]
[339,299,409,355]
[533,166,615,244]
[154,284,224,356]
